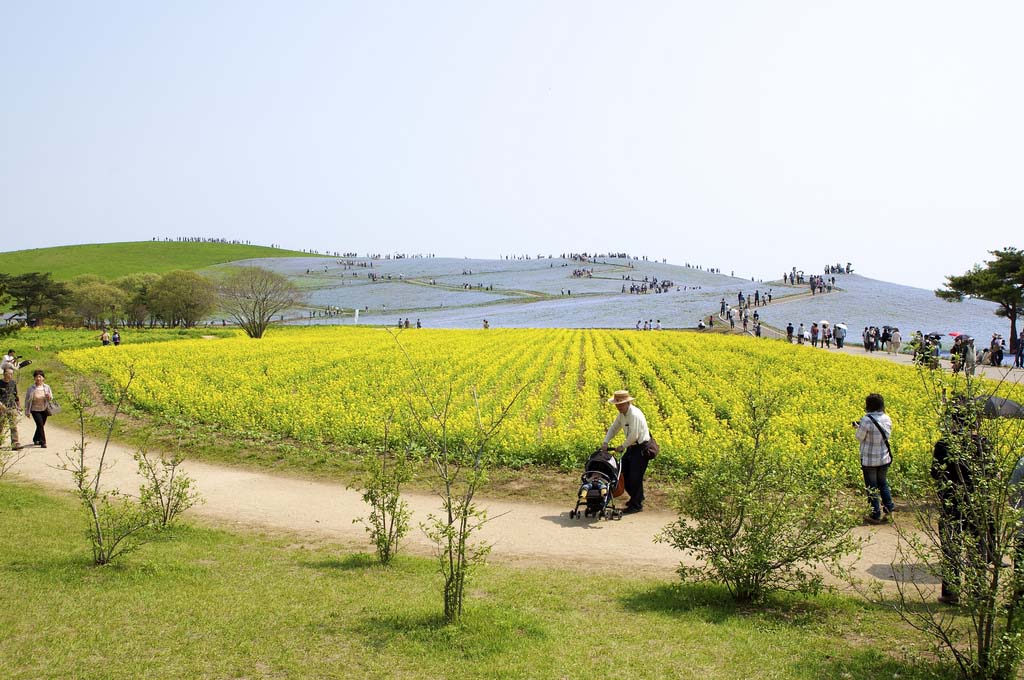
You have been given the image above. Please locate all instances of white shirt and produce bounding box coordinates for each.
[603,404,650,448]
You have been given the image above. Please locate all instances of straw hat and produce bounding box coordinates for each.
[607,390,635,405]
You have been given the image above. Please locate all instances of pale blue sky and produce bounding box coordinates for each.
[2,2,1021,289]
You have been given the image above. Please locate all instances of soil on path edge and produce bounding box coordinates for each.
[9,421,919,594]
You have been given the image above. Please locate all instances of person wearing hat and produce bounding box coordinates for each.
[601,389,655,513]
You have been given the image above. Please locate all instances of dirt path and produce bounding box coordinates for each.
[8,420,914,593]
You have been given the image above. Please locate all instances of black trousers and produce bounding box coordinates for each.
[31,410,47,445]
[622,444,650,509]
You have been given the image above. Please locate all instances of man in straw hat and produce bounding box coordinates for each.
[601,389,656,513]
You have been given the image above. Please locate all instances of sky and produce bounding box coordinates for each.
[2,2,1022,290]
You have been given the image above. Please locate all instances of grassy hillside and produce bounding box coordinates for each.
[0,241,317,280]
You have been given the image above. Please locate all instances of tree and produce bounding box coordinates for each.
[113,273,160,327]
[218,266,303,338]
[658,379,860,602]
[148,270,217,327]
[68,275,128,328]
[390,330,525,623]
[937,248,1024,353]
[865,372,1024,680]
[5,272,71,325]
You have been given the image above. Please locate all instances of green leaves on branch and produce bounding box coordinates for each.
[351,420,413,566]
[57,369,201,565]
[658,380,861,602]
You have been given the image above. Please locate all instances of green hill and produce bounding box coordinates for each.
[0,241,319,280]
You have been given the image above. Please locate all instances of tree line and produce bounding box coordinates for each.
[0,267,302,339]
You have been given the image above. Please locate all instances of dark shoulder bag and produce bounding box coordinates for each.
[644,436,659,459]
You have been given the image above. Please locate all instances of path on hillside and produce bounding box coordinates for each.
[9,420,916,594]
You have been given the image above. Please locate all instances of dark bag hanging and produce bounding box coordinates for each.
[867,415,892,462]
[644,436,659,459]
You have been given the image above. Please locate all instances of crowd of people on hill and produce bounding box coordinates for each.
[623,276,675,294]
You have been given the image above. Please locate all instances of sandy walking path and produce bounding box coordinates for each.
[7,419,914,592]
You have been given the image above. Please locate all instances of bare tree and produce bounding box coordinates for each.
[219,266,304,338]
[389,330,525,623]
[859,371,1024,680]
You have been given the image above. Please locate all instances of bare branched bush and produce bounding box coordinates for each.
[136,448,202,527]
[57,369,201,565]
[389,330,524,623]
[863,370,1024,680]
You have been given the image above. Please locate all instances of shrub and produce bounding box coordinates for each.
[658,380,860,602]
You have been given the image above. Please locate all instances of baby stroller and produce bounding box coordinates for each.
[569,449,623,520]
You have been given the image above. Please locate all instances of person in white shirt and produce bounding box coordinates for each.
[601,390,654,513]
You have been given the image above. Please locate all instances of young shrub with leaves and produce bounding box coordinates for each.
[351,418,413,565]
[136,448,202,528]
[57,369,201,565]
[390,330,525,623]
[658,380,861,602]
[873,372,1024,680]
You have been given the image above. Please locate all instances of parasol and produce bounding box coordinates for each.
[835,323,848,330]
[974,396,1024,419]
[820,320,830,326]
[948,332,964,337]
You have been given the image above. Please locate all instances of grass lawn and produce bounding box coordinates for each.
[0,481,945,680]
[0,241,317,280]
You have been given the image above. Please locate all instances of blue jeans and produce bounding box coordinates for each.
[862,464,894,518]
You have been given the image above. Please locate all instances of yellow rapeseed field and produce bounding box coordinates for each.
[59,327,1016,481]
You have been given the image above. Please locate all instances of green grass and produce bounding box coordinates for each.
[0,481,945,679]
[0,241,317,280]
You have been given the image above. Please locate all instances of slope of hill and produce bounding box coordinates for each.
[236,257,1009,344]
[753,273,1006,347]
[0,241,316,280]
[239,255,800,328]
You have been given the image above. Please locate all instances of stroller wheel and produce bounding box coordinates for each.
[569,510,577,519]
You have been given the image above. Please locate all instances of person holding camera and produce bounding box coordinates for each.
[0,349,18,373]
[854,393,895,524]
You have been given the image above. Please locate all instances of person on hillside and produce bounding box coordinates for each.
[24,369,53,448]
[112,330,121,346]
[99,329,111,346]
[810,323,819,347]
[854,392,895,524]
[797,323,805,345]
[601,390,657,514]
[1,367,22,451]
[1015,331,1024,368]
[786,323,794,343]
[890,328,901,355]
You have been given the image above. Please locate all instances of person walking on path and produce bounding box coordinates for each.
[1016,331,1024,368]
[601,390,657,514]
[24,369,54,448]
[1,367,22,450]
[854,392,895,524]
